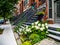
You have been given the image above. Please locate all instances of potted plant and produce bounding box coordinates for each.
[36,12,44,21]
[36,8,46,21]
[0,28,4,34]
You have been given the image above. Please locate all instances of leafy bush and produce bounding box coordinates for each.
[56,28,60,32]
[0,28,4,34]
[36,12,44,15]
[21,41,32,45]
[14,21,48,45]
[29,33,40,44]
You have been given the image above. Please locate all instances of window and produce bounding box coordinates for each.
[49,0,52,18]
[49,0,52,8]
[57,1,60,17]
[49,9,52,18]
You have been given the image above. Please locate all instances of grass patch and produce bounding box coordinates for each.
[56,28,60,32]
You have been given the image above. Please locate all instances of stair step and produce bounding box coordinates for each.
[25,22,31,24]
[48,34,60,40]
[48,29,60,35]
[26,21,35,23]
[20,26,25,29]
[31,18,37,20]
[33,16,38,18]
[48,24,60,28]
[32,18,37,20]
[48,27,56,31]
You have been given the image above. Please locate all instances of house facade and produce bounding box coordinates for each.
[15,0,46,15]
[47,0,60,24]
[15,0,51,23]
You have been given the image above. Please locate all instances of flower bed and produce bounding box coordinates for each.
[14,21,48,45]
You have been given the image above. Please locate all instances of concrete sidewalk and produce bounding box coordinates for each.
[0,24,17,45]
[34,38,60,45]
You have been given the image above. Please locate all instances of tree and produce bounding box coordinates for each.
[0,0,18,20]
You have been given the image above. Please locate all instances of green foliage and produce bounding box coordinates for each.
[0,28,4,34]
[56,28,60,32]
[36,12,44,15]
[14,26,19,33]
[21,41,32,45]
[0,0,18,19]
[14,21,48,45]
[29,33,40,44]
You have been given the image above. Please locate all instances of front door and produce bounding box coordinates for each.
[54,0,60,23]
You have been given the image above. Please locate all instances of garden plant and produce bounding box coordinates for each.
[14,21,48,45]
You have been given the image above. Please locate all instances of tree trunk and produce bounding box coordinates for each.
[3,16,6,24]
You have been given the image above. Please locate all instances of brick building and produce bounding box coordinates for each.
[16,0,46,14]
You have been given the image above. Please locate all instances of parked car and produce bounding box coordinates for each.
[0,19,4,24]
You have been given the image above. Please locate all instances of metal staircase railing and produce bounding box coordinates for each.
[16,8,36,26]
[12,7,37,26]
[11,7,32,25]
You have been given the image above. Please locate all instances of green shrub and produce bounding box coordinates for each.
[29,33,40,44]
[56,28,60,32]
[36,12,44,15]
[21,41,32,45]
[15,21,48,45]
[0,28,4,34]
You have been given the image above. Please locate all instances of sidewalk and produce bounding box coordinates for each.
[0,24,17,45]
[34,38,60,45]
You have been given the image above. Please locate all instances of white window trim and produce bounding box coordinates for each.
[47,0,54,21]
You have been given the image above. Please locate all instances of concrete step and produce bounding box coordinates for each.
[28,20,36,22]
[33,15,38,18]
[25,22,31,24]
[48,34,60,41]
[48,24,60,28]
[31,18,37,20]
[48,27,56,31]
[48,29,60,35]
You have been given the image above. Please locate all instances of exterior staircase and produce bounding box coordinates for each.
[11,7,37,25]
[19,14,38,30]
[48,24,60,41]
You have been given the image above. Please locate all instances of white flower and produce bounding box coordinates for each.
[40,28,44,31]
[45,23,48,26]
[32,23,34,26]
[30,31,32,32]
[32,26,35,28]
[35,21,39,25]
[46,25,48,28]
[26,29,30,32]
[42,27,45,29]
[19,28,22,32]
[38,23,41,26]
[42,24,45,27]
[26,28,31,32]
[35,26,40,29]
